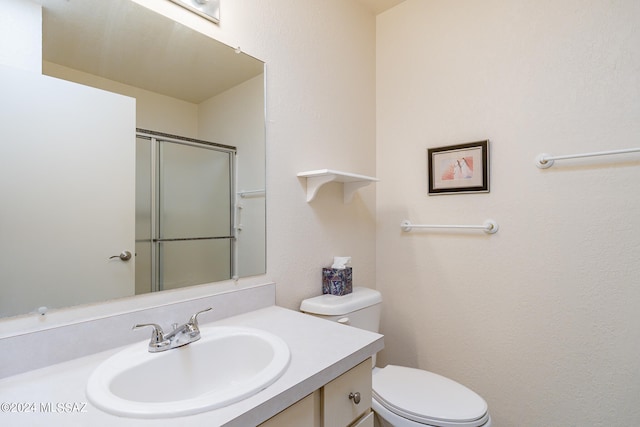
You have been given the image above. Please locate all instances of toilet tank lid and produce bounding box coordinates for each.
[300,287,382,316]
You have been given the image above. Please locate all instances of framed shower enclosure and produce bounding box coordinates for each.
[135,129,236,294]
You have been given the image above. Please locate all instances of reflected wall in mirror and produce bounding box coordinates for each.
[0,0,266,319]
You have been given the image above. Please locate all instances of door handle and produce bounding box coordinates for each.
[109,250,132,261]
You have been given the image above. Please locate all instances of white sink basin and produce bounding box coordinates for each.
[86,326,290,419]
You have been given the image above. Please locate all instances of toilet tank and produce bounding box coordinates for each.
[300,287,382,333]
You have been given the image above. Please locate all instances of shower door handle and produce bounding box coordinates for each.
[109,250,132,261]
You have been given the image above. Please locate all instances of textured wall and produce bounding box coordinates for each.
[376,1,640,426]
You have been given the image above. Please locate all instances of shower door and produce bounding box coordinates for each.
[136,131,235,293]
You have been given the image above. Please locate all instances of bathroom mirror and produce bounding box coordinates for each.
[0,0,266,319]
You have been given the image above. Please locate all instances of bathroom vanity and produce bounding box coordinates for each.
[0,304,382,426]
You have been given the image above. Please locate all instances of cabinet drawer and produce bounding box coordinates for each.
[322,359,372,427]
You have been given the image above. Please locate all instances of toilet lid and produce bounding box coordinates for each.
[373,365,488,427]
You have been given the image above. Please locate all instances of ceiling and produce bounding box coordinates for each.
[37,0,264,104]
[355,0,405,14]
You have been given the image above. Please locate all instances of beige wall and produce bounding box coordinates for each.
[376,1,640,426]
[259,0,377,308]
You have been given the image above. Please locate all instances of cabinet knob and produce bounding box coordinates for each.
[348,391,361,404]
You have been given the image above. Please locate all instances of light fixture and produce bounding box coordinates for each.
[169,0,220,24]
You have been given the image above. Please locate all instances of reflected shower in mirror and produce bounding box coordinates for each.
[135,130,236,294]
[0,0,266,319]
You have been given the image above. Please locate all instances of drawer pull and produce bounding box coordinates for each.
[348,392,361,404]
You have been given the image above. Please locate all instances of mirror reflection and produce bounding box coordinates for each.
[0,0,266,319]
[135,130,236,294]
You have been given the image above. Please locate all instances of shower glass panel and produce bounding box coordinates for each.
[135,130,235,294]
[160,239,231,290]
[157,141,233,290]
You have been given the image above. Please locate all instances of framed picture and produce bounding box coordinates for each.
[427,140,489,195]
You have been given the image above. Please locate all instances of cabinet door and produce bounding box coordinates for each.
[322,359,372,427]
[259,391,321,427]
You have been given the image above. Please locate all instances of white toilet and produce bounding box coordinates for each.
[300,287,492,427]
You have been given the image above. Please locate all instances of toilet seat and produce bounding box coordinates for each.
[372,366,490,427]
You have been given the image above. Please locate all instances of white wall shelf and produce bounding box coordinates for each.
[297,169,379,203]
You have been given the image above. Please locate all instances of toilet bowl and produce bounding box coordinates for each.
[300,287,492,427]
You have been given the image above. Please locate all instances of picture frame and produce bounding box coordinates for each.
[427,140,489,195]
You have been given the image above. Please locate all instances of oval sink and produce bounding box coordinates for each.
[86,326,290,419]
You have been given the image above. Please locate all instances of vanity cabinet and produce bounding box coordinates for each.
[258,358,373,427]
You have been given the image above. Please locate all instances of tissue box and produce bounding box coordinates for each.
[322,267,353,296]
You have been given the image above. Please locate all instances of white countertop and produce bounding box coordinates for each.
[0,305,383,426]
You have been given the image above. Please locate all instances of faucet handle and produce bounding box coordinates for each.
[133,323,165,344]
[188,307,213,330]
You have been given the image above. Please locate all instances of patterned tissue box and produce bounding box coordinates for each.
[322,267,353,296]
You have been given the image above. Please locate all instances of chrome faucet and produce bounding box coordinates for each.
[133,307,213,353]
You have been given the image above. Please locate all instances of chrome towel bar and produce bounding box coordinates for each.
[237,189,265,198]
[535,147,640,168]
[401,219,499,234]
